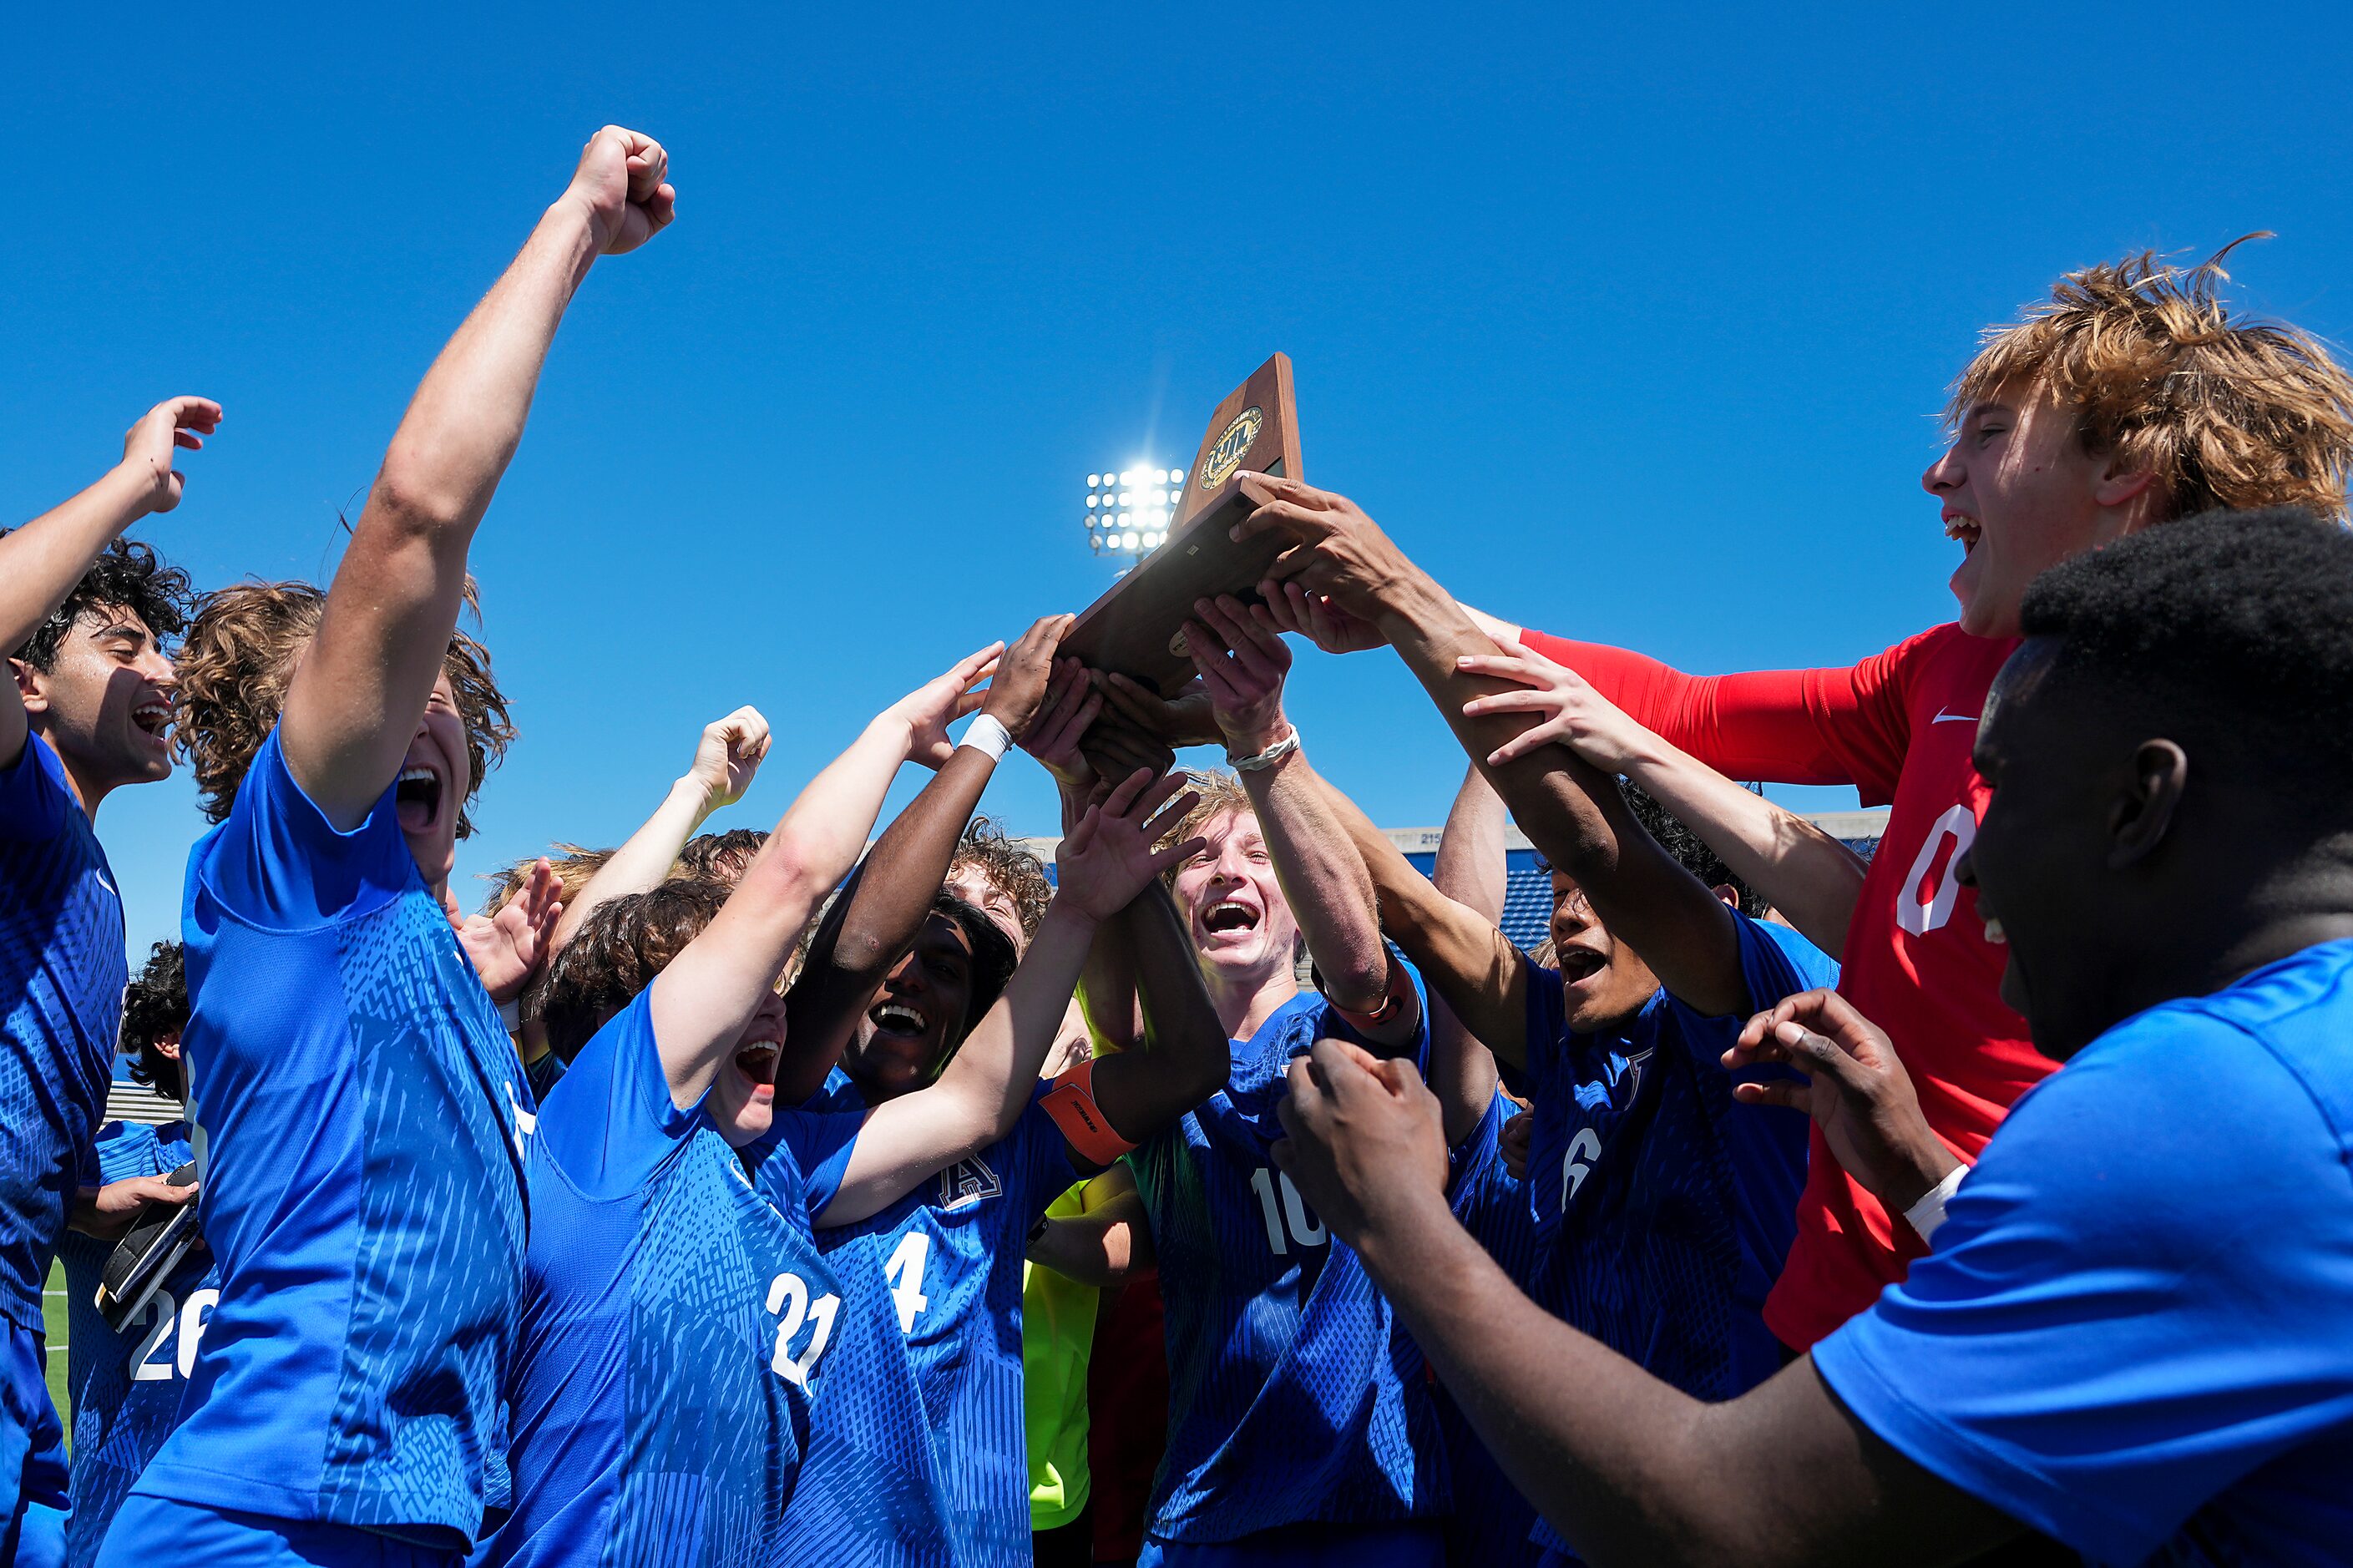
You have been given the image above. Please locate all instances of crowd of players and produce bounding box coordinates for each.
[6,124,2353,1568]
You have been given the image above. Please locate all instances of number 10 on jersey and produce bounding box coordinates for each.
[1249,1167,1327,1255]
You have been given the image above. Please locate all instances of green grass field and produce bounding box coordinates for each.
[41,1258,71,1450]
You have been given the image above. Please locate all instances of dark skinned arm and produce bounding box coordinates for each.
[1242,478,1748,1018]
[1020,657,1149,1054]
[780,617,1065,1101]
[1270,1040,2025,1568]
[1086,883,1230,1142]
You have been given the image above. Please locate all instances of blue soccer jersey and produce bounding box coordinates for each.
[56,1118,217,1560]
[1517,914,1833,1562]
[778,1089,1079,1567]
[128,729,535,1549]
[0,733,125,1337]
[484,989,861,1568]
[1814,938,2353,1566]
[1435,1089,1543,1568]
[1131,984,1448,1546]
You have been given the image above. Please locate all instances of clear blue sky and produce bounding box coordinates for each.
[9,2,2350,953]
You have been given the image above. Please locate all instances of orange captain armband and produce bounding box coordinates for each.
[1040,1059,1136,1166]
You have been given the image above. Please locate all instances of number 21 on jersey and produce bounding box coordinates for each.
[766,1272,839,1388]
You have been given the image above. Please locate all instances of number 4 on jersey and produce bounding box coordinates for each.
[884,1231,931,1334]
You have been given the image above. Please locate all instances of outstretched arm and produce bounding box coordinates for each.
[1425,765,1511,1146]
[3,397,219,770]
[1306,759,1527,1085]
[1271,1042,2021,1568]
[1460,642,1865,956]
[1085,880,1227,1142]
[1242,479,1747,1019]
[554,707,772,949]
[820,771,1199,1226]
[783,618,1066,1097]
[1182,593,1415,1044]
[282,128,675,831]
[646,707,913,1107]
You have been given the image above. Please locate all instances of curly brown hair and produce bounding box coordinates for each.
[540,879,731,1060]
[5,535,194,670]
[1949,237,2353,521]
[172,579,515,837]
[949,816,1051,938]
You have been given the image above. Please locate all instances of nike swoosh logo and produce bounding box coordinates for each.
[1931,710,1978,724]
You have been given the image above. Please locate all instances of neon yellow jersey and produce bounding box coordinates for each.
[1024,1178,1105,1528]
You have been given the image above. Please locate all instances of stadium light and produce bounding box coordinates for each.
[1085,462,1183,556]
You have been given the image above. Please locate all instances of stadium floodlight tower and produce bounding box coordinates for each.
[1085,463,1184,559]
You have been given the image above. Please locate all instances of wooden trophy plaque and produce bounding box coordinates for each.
[1060,352,1303,695]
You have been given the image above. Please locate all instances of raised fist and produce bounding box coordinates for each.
[564,126,677,256]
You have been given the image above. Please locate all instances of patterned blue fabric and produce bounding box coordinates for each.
[1437,1090,1543,1567]
[0,733,124,1335]
[1518,916,1834,1560]
[1131,982,1449,1545]
[779,1090,1078,1567]
[130,730,534,1550]
[1815,938,2353,1567]
[56,1119,215,1560]
[483,989,859,1568]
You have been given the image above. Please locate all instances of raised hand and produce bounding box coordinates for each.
[1455,640,1653,772]
[888,643,1003,768]
[1020,659,1102,795]
[1052,769,1204,923]
[1256,579,1388,655]
[1092,670,1223,750]
[1181,594,1293,755]
[456,857,565,1005]
[1498,1098,1535,1182]
[1228,473,1416,622]
[1723,989,1961,1214]
[982,613,1075,741]
[564,125,677,256]
[120,396,223,515]
[1271,1039,1451,1252]
[685,706,772,813]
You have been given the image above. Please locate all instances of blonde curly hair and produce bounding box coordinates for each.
[172,579,514,837]
[1949,236,2353,520]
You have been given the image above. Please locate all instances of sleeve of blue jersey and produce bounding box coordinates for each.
[1016,1084,1084,1206]
[196,727,416,928]
[0,731,70,842]
[94,1121,164,1185]
[1446,1089,1508,1208]
[1519,953,1570,1101]
[534,989,702,1201]
[1811,1004,2353,1565]
[759,1105,864,1220]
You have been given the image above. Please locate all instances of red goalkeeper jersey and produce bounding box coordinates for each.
[1518,621,2053,1350]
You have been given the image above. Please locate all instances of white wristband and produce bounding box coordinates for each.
[1228,726,1301,772]
[1903,1162,1968,1246]
[959,713,1013,762]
